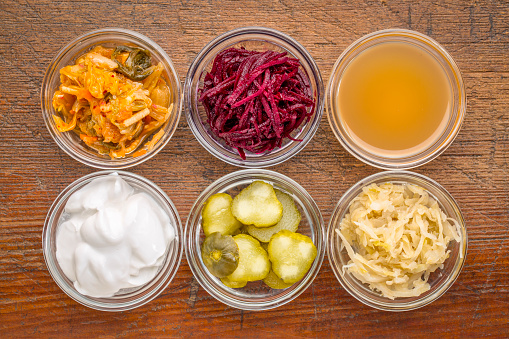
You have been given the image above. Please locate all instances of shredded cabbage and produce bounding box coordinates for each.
[52,46,173,159]
[337,183,461,299]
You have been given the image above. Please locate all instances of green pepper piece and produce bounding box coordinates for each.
[112,46,153,81]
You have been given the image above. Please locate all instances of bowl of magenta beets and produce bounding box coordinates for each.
[185,27,324,168]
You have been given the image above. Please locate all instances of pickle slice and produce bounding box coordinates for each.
[201,232,239,278]
[247,190,301,242]
[263,270,293,289]
[231,181,283,228]
[226,234,270,282]
[202,193,242,236]
[221,276,247,288]
[232,225,249,236]
[268,230,317,284]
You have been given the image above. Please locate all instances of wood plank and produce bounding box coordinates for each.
[0,0,507,337]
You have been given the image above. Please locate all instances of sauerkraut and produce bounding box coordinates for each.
[336,183,461,299]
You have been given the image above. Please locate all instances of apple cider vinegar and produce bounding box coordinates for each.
[336,42,451,157]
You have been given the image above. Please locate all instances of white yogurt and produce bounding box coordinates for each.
[56,173,175,298]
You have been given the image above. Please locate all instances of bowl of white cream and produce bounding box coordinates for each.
[43,171,183,311]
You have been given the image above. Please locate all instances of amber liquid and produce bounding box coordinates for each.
[336,42,451,157]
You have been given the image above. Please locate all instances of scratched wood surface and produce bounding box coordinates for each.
[0,0,508,337]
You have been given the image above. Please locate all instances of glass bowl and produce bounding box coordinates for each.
[326,29,466,169]
[327,171,467,311]
[185,169,325,310]
[41,28,182,169]
[42,170,183,311]
[184,27,324,168]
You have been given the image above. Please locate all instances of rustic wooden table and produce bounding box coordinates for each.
[1,0,508,337]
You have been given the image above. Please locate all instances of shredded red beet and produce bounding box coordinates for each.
[199,47,315,159]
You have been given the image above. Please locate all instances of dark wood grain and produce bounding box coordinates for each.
[0,0,508,337]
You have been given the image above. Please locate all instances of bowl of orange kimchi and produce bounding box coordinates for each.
[41,28,181,169]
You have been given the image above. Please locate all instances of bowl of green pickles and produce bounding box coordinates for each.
[185,169,325,310]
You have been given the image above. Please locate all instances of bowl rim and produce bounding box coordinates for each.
[184,26,324,168]
[326,170,468,311]
[42,170,183,311]
[184,168,325,310]
[326,28,466,170]
[40,27,182,169]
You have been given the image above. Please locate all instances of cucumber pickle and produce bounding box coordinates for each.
[247,190,300,242]
[232,181,283,227]
[226,234,270,283]
[201,232,239,278]
[202,193,242,236]
[268,230,317,284]
[200,181,316,290]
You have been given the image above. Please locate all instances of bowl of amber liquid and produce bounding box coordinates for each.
[326,29,466,169]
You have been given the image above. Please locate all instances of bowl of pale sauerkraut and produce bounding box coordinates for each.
[327,171,467,311]
[41,28,181,169]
